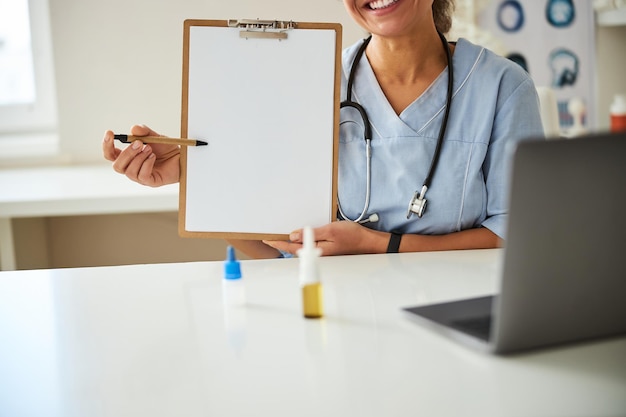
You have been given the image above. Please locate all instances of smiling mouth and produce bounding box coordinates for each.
[367,0,400,10]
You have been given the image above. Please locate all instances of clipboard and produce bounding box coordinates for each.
[179,19,342,240]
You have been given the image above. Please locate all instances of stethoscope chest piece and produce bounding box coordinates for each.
[407,185,428,219]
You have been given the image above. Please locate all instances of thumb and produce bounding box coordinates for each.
[289,229,303,243]
[130,124,161,137]
[295,225,332,243]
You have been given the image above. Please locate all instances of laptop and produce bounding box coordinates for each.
[403,132,626,354]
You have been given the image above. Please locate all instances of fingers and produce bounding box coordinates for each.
[287,225,326,243]
[265,226,322,256]
[102,125,155,166]
[129,124,180,157]
[289,229,303,243]
[103,125,163,185]
[263,239,303,255]
[111,140,155,182]
[102,130,120,162]
[280,222,362,256]
[106,133,150,178]
[289,224,335,244]
[130,124,161,137]
[123,142,156,183]
[136,151,158,185]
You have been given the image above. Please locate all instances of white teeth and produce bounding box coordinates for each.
[369,0,399,10]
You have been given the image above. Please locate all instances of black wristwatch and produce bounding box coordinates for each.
[386,232,402,253]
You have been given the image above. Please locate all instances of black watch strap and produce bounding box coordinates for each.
[386,232,402,253]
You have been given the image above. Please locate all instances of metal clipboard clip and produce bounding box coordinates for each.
[227,19,297,40]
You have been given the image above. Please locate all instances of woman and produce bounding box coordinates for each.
[102,0,544,258]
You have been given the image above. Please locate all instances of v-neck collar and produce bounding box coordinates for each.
[345,38,481,138]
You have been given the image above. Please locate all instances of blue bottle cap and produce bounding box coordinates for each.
[224,246,242,280]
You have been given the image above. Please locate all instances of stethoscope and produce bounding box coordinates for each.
[338,30,454,224]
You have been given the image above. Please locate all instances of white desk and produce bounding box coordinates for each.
[0,249,624,417]
[0,165,178,270]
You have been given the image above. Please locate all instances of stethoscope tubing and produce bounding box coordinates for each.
[425,30,454,190]
[337,138,372,223]
[338,31,453,223]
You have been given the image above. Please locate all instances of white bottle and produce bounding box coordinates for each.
[297,227,323,319]
[610,94,626,133]
[562,97,588,138]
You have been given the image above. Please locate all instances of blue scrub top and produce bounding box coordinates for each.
[338,38,544,239]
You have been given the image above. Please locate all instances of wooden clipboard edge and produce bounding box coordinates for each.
[178,19,342,241]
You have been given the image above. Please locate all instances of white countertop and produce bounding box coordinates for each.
[1,249,624,417]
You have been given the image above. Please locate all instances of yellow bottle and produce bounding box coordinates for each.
[302,281,323,319]
[297,227,323,319]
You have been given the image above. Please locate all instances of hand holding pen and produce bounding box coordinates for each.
[113,134,207,147]
[102,124,183,187]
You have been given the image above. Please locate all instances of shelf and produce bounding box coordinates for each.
[596,7,626,26]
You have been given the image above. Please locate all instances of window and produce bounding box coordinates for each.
[0,0,58,159]
[0,0,35,107]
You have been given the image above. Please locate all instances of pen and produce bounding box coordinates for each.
[114,134,208,147]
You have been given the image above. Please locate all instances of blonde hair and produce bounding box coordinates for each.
[432,0,456,34]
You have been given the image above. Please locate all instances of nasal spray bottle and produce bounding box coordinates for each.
[223,245,245,307]
[222,246,246,350]
[297,227,323,319]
